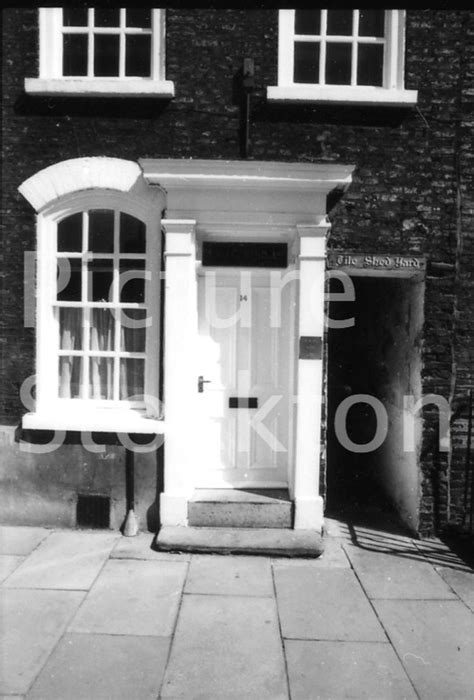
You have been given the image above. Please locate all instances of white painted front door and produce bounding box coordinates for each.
[195,269,294,487]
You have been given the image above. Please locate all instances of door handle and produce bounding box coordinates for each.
[198,375,212,393]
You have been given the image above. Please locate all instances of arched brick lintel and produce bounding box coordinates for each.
[18,157,161,213]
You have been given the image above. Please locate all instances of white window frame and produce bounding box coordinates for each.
[25,8,174,97]
[30,191,162,433]
[268,10,418,106]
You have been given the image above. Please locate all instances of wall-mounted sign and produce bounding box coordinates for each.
[327,253,426,272]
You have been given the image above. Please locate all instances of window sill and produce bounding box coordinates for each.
[22,409,165,434]
[267,85,418,107]
[24,78,175,98]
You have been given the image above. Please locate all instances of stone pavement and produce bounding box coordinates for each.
[1,519,473,699]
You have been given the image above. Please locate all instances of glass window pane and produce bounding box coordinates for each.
[120,213,146,253]
[357,44,384,86]
[94,9,120,27]
[120,358,145,400]
[88,260,114,302]
[90,357,114,400]
[119,260,146,303]
[59,356,82,398]
[59,308,83,350]
[63,8,88,26]
[326,43,352,84]
[295,11,320,35]
[63,34,88,76]
[125,35,151,77]
[126,9,151,28]
[294,42,320,84]
[327,10,353,36]
[121,309,147,352]
[89,210,114,253]
[94,34,120,77]
[57,258,82,301]
[58,213,82,252]
[359,10,385,38]
[90,309,115,351]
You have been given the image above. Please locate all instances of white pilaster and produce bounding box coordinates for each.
[293,221,330,531]
[160,219,198,526]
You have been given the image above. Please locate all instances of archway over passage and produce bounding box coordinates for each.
[326,274,424,534]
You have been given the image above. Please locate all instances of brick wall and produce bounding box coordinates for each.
[2,9,473,534]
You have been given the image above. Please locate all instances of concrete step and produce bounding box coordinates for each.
[188,489,293,529]
[155,526,324,558]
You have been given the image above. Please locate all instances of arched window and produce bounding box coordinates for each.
[19,158,163,432]
[56,208,149,404]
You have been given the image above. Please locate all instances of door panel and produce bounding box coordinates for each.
[195,270,293,487]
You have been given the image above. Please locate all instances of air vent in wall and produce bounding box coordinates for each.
[76,494,110,529]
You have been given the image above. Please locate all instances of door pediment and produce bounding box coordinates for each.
[139,158,354,237]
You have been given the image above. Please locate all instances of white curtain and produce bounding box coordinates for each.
[59,308,144,400]
[119,311,145,400]
[58,309,82,398]
[90,309,114,399]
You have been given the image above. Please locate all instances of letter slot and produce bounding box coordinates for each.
[229,397,258,408]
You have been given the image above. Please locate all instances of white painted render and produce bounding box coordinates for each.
[141,159,354,531]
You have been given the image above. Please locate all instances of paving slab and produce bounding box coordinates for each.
[273,536,350,569]
[161,594,288,698]
[374,599,474,699]
[185,554,274,596]
[111,532,191,561]
[435,566,474,611]
[414,538,473,571]
[323,517,352,540]
[344,544,457,599]
[26,633,170,700]
[3,530,119,590]
[285,640,417,699]
[0,526,50,556]
[274,567,386,641]
[348,525,418,555]
[0,555,24,584]
[0,589,85,695]
[69,558,187,636]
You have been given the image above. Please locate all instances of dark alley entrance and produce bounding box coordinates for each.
[326,270,425,534]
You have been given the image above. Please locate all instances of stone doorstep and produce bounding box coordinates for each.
[187,488,294,529]
[190,489,291,503]
[155,526,325,558]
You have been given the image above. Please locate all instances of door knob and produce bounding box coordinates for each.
[198,375,211,393]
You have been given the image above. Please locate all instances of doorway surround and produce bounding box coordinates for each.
[140,159,354,532]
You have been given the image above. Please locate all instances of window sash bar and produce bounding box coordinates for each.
[119,9,126,79]
[351,11,359,87]
[319,10,327,85]
[87,9,94,78]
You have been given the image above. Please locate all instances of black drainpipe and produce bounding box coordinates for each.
[240,58,254,159]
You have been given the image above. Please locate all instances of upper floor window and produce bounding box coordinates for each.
[268,9,418,106]
[25,8,174,97]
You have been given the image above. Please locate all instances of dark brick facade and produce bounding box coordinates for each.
[1,8,473,535]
